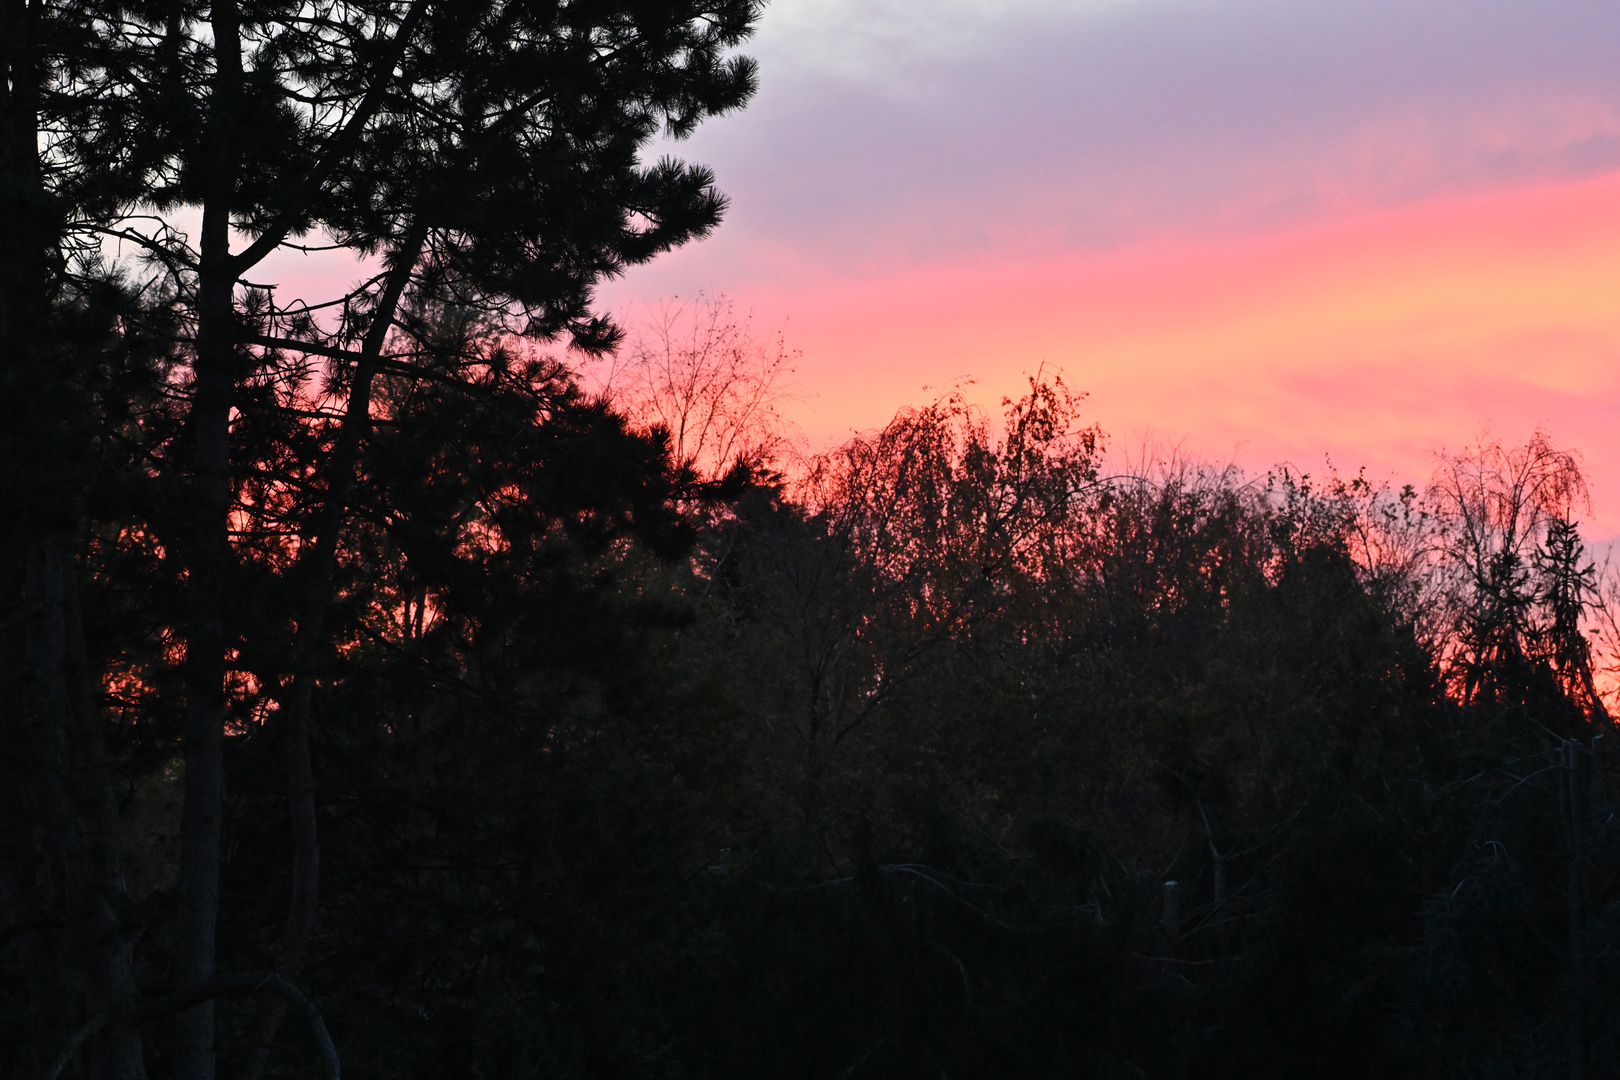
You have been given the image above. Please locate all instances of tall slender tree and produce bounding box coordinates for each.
[1,4,159,1076]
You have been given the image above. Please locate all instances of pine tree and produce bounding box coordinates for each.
[5,3,761,1076]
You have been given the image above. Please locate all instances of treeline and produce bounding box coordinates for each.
[12,294,1620,1078]
[562,354,1620,1080]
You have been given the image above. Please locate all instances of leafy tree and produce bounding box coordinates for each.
[653,411,1452,1078]
[586,294,801,483]
[1426,431,1589,709]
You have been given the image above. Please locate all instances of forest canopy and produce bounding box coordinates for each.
[5,4,1620,1080]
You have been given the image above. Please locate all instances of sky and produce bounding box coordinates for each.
[596,0,1620,539]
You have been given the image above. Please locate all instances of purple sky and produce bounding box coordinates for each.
[608,0,1620,285]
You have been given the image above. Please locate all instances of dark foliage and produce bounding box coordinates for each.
[5,3,1618,1077]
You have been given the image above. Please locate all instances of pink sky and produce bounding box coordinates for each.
[598,0,1620,542]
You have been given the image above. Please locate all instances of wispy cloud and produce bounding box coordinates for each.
[752,0,1162,85]
[651,0,1620,278]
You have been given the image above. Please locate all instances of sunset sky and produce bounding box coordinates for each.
[597,0,1620,539]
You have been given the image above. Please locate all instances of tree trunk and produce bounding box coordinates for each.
[3,4,144,1075]
[176,246,236,1080]
[1561,739,1586,1080]
[176,6,246,1076]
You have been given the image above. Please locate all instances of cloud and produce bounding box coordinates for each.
[751,0,1162,86]
[646,0,1620,284]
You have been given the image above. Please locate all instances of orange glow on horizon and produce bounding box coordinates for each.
[719,170,1620,541]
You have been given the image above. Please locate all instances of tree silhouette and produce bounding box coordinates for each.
[4,3,760,1077]
[14,8,1620,1076]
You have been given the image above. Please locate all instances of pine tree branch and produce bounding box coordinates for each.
[230,0,430,275]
